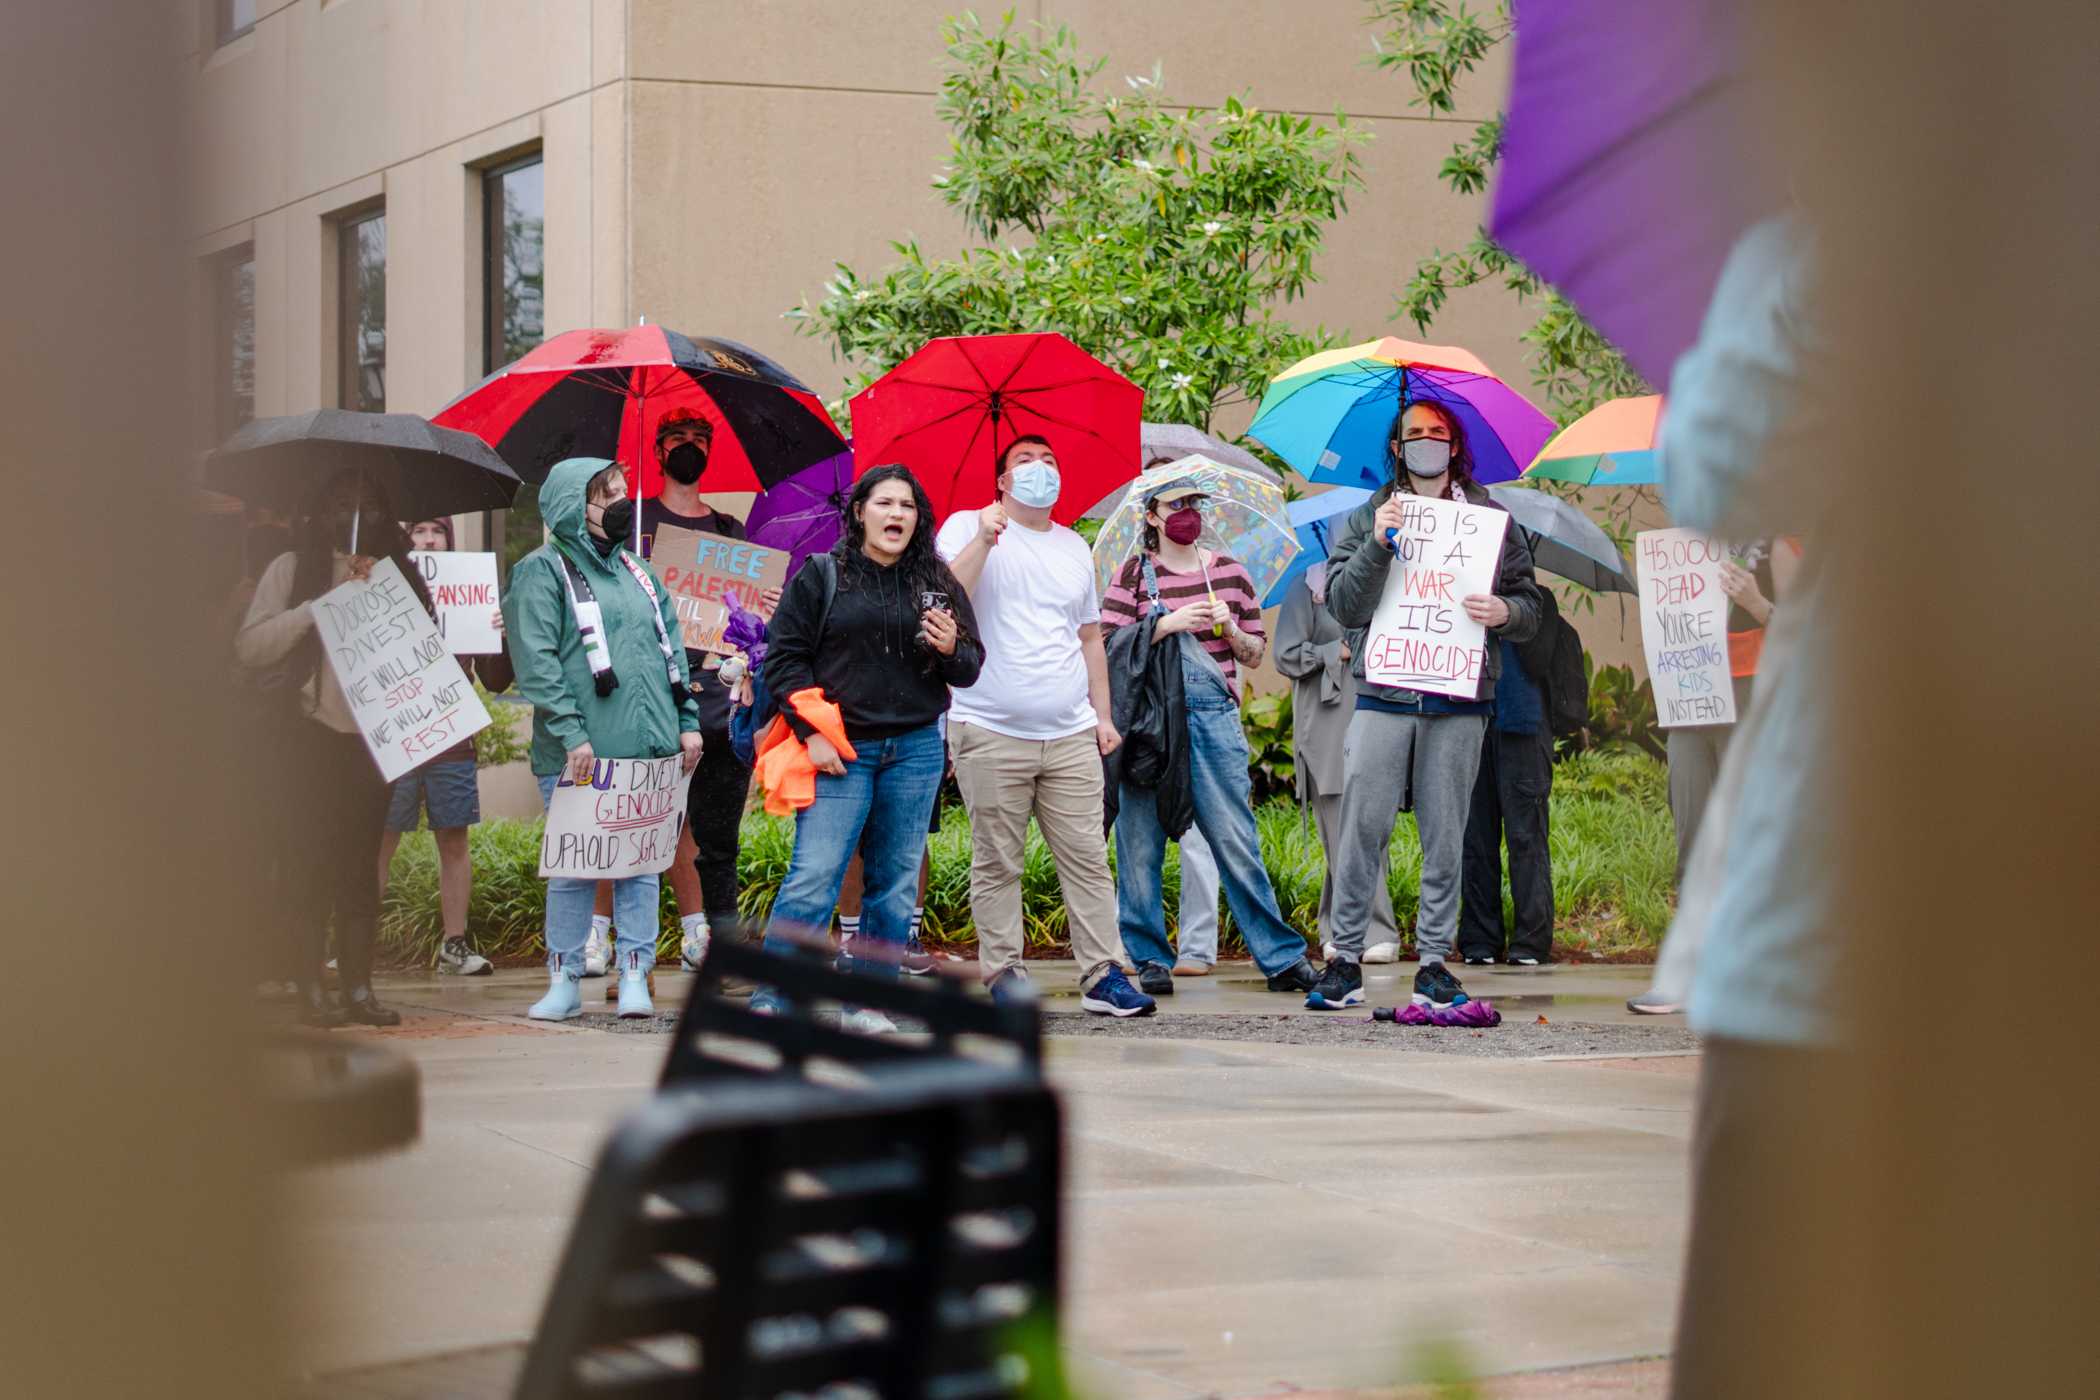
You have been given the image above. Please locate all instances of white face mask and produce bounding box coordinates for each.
[1401,438,1453,478]
[1008,460,1061,509]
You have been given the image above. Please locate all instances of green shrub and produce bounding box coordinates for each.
[378,751,1676,964]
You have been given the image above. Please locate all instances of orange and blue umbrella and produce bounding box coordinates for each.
[1247,337,1556,491]
[1521,394,1663,487]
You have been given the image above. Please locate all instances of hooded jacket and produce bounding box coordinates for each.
[503,457,700,776]
[1324,476,1544,707]
[1100,611,1193,840]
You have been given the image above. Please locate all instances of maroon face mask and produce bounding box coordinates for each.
[1162,507,1203,545]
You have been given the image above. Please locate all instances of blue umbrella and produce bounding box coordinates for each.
[1262,487,1372,606]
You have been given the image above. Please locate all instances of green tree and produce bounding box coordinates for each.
[791,10,1369,433]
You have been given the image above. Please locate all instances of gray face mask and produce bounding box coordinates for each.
[1400,437,1453,478]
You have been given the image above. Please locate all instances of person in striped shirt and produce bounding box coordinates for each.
[1099,478,1323,999]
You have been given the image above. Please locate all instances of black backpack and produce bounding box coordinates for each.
[1518,586,1590,739]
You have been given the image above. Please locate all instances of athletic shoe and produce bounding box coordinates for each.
[1627,988,1684,1015]
[748,988,790,1017]
[987,967,1034,1006]
[1304,959,1364,1010]
[679,921,711,973]
[902,933,936,977]
[1080,968,1157,1018]
[1362,941,1400,964]
[438,937,493,976]
[842,1008,899,1035]
[528,969,582,1021]
[1411,961,1470,1009]
[1507,954,1543,967]
[582,925,611,978]
[1462,952,1496,966]
[1264,957,1321,994]
[1136,961,1176,997]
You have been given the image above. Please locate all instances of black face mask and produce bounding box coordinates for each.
[662,441,707,485]
[592,498,635,553]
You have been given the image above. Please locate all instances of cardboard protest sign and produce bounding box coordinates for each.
[1361,494,1510,699]
[408,550,502,655]
[313,556,493,781]
[1635,527,1738,727]
[650,525,789,653]
[537,755,695,880]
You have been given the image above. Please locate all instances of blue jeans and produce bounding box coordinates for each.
[763,724,945,981]
[537,774,659,976]
[1115,651,1310,976]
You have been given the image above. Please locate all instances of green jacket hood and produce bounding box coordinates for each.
[536,456,620,575]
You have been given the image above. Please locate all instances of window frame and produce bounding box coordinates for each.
[210,242,256,443]
[479,152,546,570]
[336,205,387,413]
[216,0,258,47]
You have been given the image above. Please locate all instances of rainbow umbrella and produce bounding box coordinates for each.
[1522,394,1663,486]
[1247,337,1556,491]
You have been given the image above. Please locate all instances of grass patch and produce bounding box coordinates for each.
[379,749,1675,965]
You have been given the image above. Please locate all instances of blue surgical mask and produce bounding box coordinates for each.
[1401,437,1453,478]
[1008,461,1061,509]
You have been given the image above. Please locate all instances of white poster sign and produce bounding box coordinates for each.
[537,756,696,880]
[313,556,494,782]
[1361,494,1510,699]
[409,550,503,655]
[1635,527,1738,728]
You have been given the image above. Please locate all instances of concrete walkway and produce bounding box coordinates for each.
[289,962,1691,1396]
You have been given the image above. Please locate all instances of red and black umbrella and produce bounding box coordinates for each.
[848,333,1142,526]
[433,326,844,492]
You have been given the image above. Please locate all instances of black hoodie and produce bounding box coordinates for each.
[764,549,984,742]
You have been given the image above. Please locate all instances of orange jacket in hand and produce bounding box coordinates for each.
[752,688,857,816]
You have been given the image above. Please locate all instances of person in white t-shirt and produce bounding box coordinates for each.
[936,435,1157,1018]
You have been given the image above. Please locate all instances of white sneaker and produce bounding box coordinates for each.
[680,921,711,973]
[1362,941,1400,964]
[841,1008,898,1035]
[582,925,611,978]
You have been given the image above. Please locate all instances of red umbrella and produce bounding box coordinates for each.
[432,326,843,492]
[848,333,1142,526]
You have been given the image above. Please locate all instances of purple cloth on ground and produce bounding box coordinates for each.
[1395,1000,1501,1028]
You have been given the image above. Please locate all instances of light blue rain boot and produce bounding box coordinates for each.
[616,951,655,1019]
[528,960,583,1021]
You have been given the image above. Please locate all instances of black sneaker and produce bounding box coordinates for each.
[1136,961,1176,997]
[1304,959,1363,1010]
[1462,952,1496,966]
[1264,957,1321,994]
[1411,961,1470,1009]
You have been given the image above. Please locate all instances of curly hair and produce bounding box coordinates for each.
[1386,397,1478,495]
[834,464,978,661]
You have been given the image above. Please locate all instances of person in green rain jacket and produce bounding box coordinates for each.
[504,457,701,1022]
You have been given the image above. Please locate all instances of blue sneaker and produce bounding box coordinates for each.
[987,967,1034,1006]
[1304,959,1364,1010]
[748,987,790,1017]
[1080,967,1157,1018]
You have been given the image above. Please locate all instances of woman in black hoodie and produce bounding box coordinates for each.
[756,465,983,1028]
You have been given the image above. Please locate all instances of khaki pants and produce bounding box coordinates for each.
[950,722,1121,987]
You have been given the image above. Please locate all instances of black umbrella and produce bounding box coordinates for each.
[206,410,522,520]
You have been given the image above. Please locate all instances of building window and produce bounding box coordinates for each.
[218,0,257,46]
[484,155,545,573]
[337,208,386,412]
[483,154,545,372]
[212,245,256,441]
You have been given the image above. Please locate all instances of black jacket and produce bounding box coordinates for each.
[764,549,983,742]
[1101,613,1193,839]
[1325,477,1545,705]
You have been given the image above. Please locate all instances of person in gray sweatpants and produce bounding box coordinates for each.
[1304,398,1543,1012]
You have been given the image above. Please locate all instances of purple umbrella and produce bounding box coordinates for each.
[745,446,852,578]
[1489,0,1777,387]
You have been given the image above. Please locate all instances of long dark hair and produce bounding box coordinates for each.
[1386,397,1477,495]
[835,464,977,656]
[282,470,435,685]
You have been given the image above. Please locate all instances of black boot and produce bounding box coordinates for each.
[340,985,401,1028]
[296,981,345,1029]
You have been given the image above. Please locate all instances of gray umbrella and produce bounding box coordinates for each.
[1081,421,1278,518]
[1486,483,1636,594]
[206,409,522,520]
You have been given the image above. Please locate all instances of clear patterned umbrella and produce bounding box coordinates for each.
[1090,454,1299,604]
